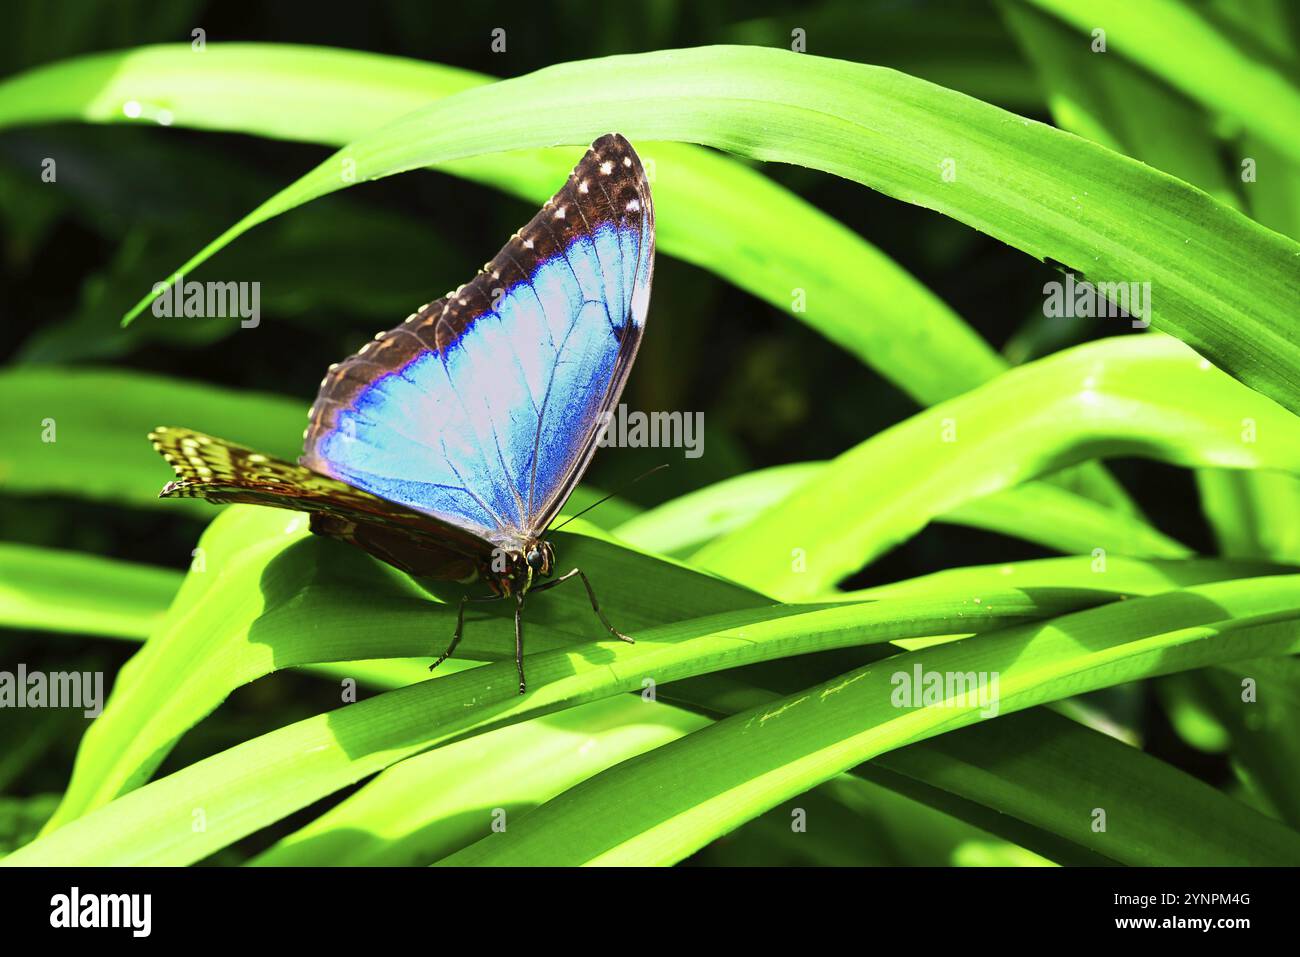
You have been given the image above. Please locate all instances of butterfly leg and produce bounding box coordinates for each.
[514,593,527,695]
[531,569,634,644]
[431,593,505,673]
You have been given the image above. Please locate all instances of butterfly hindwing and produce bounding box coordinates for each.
[150,426,490,577]
[300,133,654,547]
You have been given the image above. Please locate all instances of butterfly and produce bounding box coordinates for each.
[149,133,655,694]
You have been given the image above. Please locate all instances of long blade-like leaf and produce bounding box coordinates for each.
[697,336,1300,598]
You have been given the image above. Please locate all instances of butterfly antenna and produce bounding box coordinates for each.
[545,464,670,538]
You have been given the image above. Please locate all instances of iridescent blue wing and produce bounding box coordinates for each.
[301,133,654,546]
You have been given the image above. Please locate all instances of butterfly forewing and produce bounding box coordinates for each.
[300,133,654,546]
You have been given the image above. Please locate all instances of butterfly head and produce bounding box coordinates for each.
[496,539,556,595]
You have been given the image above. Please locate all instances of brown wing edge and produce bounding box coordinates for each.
[526,134,655,531]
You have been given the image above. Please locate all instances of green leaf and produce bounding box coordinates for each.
[1001,0,1242,205]
[441,576,1300,865]
[725,4,1044,110]
[10,536,1281,865]
[38,505,765,831]
[0,366,304,513]
[0,44,1003,409]
[617,462,1188,560]
[615,462,823,557]
[696,335,1300,598]
[843,554,1293,601]
[249,694,709,866]
[0,543,181,639]
[0,42,1143,517]
[1198,469,1300,564]
[48,44,1296,417]
[27,511,1289,865]
[252,558,1276,866]
[1019,0,1300,164]
[939,481,1190,558]
[667,676,1299,866]
[19,544,1151,863]
[15,537,1276,866]
[1002,0,1300,568]
[1193,656,1300,826]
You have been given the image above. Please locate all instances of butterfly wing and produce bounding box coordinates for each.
[150,426,490,578]
[301,133,654,547]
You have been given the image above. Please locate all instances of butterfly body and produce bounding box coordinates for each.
[150,134,654,691]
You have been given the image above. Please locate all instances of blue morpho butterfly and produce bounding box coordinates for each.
[149,133,654,693]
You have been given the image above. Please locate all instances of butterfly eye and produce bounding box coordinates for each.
[526,548,544,570]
